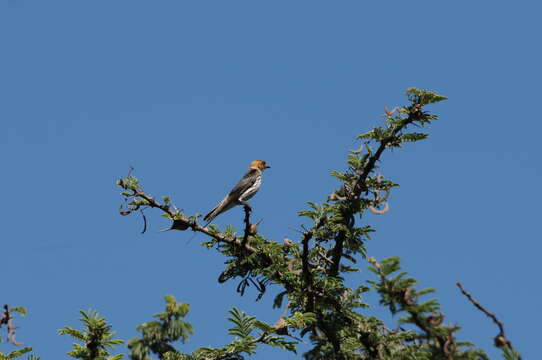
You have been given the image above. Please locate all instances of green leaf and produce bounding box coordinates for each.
[106,354,124,360]
[405,88,447,105]
[10,307,27,316]
[253,320,274,333]
[5,347,32,360]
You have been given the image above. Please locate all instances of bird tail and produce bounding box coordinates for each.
[203,205,220,223]
[203,196,236,223]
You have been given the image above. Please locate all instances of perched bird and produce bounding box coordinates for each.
[204,160,270,223]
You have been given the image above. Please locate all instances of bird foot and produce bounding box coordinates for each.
[240,201,252,213]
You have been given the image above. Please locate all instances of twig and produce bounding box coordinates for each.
[391,285,452,357]
[118,183,263,256]
[301,231,314,312]
[353,113,417,195]
[241,205,252,247]
[456,282,521,359]
[1,305,23,346]
[140,209,147,234]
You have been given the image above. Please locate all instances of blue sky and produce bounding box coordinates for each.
[1,1,540,359]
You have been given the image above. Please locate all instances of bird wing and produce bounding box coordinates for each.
[203,169,260,223]
[227,168,260,199]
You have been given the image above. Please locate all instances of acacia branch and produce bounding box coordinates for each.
[315,312,344,360]
[456,282,521,358]
[353,112,418,196]
[329,231,345,277]
[301,231,314,312]
[393,288,453,358]
[118,182,262,256]
[328,111,420,277]
[118,180,308,299]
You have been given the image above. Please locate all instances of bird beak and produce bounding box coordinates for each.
[265,165,271,169]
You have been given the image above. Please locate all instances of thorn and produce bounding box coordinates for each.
[381,105,399,117]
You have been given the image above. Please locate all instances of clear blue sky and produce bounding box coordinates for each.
[1,1,540,359]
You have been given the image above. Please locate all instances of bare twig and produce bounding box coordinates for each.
[456,282,521,358]
[140,209,147,234]
[456,282,505,335]
[1,305,23,346]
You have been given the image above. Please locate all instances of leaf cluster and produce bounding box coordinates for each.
[111,88,522,360]
[59,310,124,360]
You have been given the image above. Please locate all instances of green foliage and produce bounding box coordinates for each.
[501,345,521,360]
[368,257,489,359]
[405,87,447,106]
[0,348,32,360]
[127,298,304,360]
[59,310,124,360]
[128,296,193,360]
[7,308,27,317]
[108,88,521,360]
[0,81,521,360]
[193,308,299,358]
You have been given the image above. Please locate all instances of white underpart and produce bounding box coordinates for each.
[239,174,262,201]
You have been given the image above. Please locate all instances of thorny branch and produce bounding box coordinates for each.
[301,231,314,312]
[358,107,423,195]
[328,108,421,278]
[118,179,262,256]
[1,305,23,346]
[116,91,466,360]
[456,282,521,359]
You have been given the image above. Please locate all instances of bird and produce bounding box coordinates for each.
[204,160,270,223]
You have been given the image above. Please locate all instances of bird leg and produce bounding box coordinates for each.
[240,200,252,213]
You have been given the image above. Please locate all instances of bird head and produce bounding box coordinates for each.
[250,160,271,171]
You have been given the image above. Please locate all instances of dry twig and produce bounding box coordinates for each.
[1,305,23,346]
[456,282,521,359]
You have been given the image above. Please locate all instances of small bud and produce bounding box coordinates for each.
[248,219,263,235]
[249,223,258,235]
[494,335,509,348]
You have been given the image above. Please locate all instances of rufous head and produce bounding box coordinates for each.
[249,160,271,171]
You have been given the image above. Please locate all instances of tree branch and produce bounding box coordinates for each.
[118,184,262,256]
[241,205,252,247]
[301,231,314,312]
[329,232,344,277]
[456,282,521,358]
[327,111,420,277]
[316,312,344,360]
[353,113,418,196]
